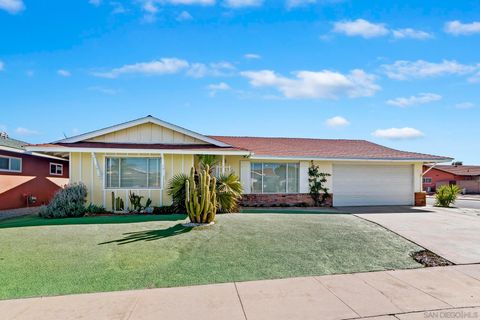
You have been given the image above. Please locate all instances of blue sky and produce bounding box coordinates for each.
[1,0,479,163]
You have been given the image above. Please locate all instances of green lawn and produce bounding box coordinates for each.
[0,213,422,300]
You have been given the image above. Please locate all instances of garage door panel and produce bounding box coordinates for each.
[333,164,413,206]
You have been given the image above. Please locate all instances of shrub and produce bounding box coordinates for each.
[85,203,107,216]
[308,161,331,206]
[435,184,461,207]
[152,205,177,215]
[39,183,88,218]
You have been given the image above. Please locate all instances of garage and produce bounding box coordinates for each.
[333,164,414,206]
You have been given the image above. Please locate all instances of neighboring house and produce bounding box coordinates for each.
[423,164,480,194]
[27,115,451,208]
[0,133,69,210]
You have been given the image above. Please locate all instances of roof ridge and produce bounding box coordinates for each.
[209,135,367,142]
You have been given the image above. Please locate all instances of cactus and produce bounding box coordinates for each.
[185,165,217,224]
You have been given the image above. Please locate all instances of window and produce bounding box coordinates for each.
[250,162,299,193]
[0,156,22,173]
[423,177,432,184]
[105,157,161,189]
[50,163,63,175]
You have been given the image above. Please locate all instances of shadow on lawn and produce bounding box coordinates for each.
[98,223,192,245]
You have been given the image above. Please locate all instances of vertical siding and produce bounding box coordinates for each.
[87,123,207,144]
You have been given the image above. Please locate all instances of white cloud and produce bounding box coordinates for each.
[207,82,231,96]
[93,58,189,78]
[0,0,25,14]
[88,86,119,95]
[381,60,478,80]
[392,28,433,40]
[177,10,193,21]
[244,53,261,59]
[325,116,350,127]
[386,93,442,107]
[89,0,101,6]
[372,127,424,140]
[333,19,389,38]
[186,61,235,78]
[241,68,380,99]
[445,20,480,36]
[0,60,4,71]
[57,69,71,77]
[223,0,263,8]
[15,127,39,136]
[455,102,475,109]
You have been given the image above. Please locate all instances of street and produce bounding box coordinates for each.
[427,197,480,210]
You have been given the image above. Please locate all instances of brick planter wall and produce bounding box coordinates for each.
[240,193,333,207]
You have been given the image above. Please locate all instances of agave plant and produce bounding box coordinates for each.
[167,173,189,212]
[216,173,243,213]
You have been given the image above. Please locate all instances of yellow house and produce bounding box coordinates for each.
[28,115,451,209]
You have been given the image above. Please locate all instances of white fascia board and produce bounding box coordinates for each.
[25,145,250,156]
[249,155,453,163]
[0,146,25,154]
[54,116,231,147]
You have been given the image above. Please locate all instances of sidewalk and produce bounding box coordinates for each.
[2,264,480,320]
[0,207,39,221]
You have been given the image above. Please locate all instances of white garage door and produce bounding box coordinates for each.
[333,164,414,206]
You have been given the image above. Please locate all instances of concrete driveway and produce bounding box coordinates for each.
[350,206,480,264]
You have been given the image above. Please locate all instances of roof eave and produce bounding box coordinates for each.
[25,145,251,156]
[249,155,453,162]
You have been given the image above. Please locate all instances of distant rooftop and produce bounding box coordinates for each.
[0,132,28,151]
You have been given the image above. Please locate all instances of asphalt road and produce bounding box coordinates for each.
[427,197,480,209]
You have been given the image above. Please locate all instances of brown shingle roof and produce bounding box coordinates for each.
[209,136,451,161]
[429,165,480,176]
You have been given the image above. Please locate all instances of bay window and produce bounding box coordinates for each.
[105,157,161,189]
[251,162,299,193]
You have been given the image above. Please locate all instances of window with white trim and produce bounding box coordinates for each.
[251,162,299,193]
[105,157,161,189]
[50,163,63,175]
[423,177,432,184]
[0,156,22,173]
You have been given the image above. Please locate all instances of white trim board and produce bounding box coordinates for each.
[55,115,231,147]
[26,146,250,156]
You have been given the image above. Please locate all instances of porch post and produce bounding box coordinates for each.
[222,155,225,175]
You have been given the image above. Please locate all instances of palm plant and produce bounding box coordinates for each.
[216,173,243,213]
[167,173,189,212]
[435,184,461,207]
[197,155,219,174]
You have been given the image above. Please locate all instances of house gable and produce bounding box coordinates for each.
[57,116,230,146]
[86,122,208,144]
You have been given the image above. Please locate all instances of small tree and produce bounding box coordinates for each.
[308,161,331,206]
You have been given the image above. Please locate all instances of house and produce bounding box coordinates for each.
[26,115,451,209]
[423,164,480,194]
[0,132,69,210]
